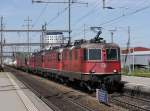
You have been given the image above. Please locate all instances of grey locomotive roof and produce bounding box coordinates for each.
[80,43,119,48]
[31,42,120,56]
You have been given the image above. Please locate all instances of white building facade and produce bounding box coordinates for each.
[44,32,64,49]
[121,51,150,69]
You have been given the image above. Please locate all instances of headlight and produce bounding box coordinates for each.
[90,70,96,73]
[113,69,117,73]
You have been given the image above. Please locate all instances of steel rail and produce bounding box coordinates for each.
[123,94,150,103]
[6,67,61,111]
[6,66,95,111]
[111,94,150,111]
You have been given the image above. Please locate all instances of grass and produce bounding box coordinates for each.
[122,69,150,78]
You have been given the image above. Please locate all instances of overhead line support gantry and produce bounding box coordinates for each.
[32,0,88,45]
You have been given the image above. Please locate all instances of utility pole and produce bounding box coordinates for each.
[102,0,114,9]
[109,28,117,43]
[68,0,71,44]
[127,26,134,72]
[102,0,106,9]
[40,35,42,49]
[32,0,88,45]
[41,23,47,49]
[23,16,32,53]
[127,26,131,73]
[83,24,86,39]
[109,29,116,43]
[0,16,4,66]
[132,47,135,72]
[111,32,114,43]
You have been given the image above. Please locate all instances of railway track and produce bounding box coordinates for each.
[110,93,150,111]
[5,67,95,111]
[8,66,148,111]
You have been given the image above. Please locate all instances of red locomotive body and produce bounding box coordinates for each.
[15,33,122,91]
[15,52,28,70]
[28,54,35,72]
[34,51,45,74]
[81,43,121,77]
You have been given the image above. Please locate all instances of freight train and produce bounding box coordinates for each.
[15,31,123,92]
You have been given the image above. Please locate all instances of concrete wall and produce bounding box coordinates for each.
[121,54,150,68]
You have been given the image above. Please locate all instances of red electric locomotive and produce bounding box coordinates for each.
[16,31,122,91]
[15,52,29,71]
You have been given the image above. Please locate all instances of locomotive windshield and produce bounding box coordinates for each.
[106,48,118,60]
[84,49,101,60]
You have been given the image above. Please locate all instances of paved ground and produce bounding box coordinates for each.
[122,75,150,87]
[0,72,53,111]
[122,75,150,94]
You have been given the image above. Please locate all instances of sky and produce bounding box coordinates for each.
[1,0,150,52]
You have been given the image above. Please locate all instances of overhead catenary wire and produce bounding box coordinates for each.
[47,6,70,25]
[72,1,112,29]
[72,1,100,27]
[32,0,88,27]
[46,1,87,26]
[73,0,150,31]
[71,1,100,37]
[72,1,150,40]
[32,3,48,28]
[127,0,150,10]
[19,3,49,52]
[71,0,117,35]
[31,1,150,41]
[98,3,150,27]
[31,2,78,44]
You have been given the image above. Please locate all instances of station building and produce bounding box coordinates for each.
[121,47,150,69]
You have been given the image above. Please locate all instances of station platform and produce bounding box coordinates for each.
[0,72,53,111]
[122,75,150,94]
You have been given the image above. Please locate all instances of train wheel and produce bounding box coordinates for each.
[115,81,124,93]
[80,82,93,92]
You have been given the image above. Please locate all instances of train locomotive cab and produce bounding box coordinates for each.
[16,29,123,92]
[75,29,122,91]
[83,44,120,76]
[81,43,121,91]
